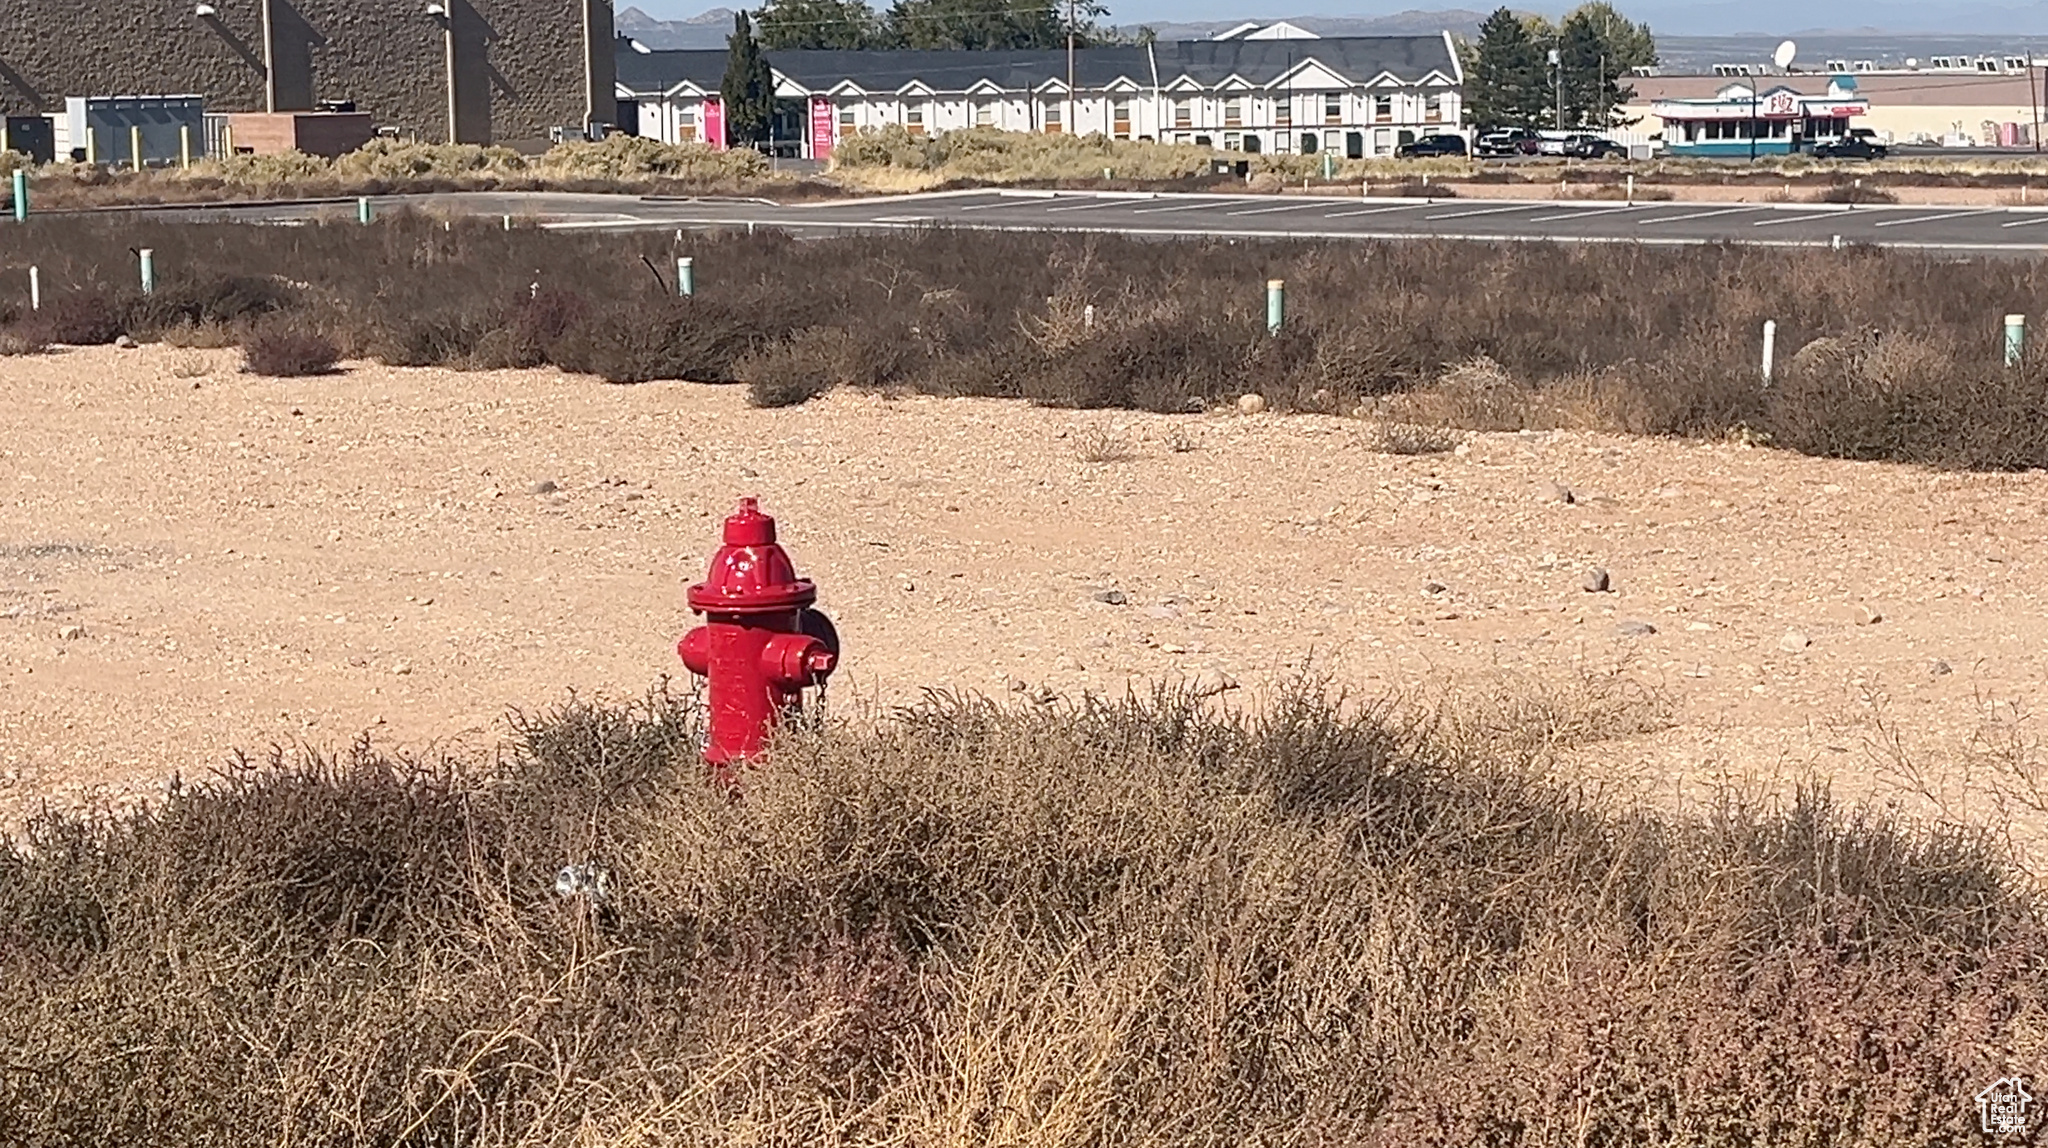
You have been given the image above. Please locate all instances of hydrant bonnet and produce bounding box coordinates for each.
[688,496,818,614]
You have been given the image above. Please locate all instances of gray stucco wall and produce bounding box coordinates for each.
[0,0,616,145]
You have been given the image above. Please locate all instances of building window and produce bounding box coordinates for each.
[1424,93,1442,122]
[677,108,698,142]
[1324,93,1342,124]
[837,105,854,128]
[1224,98,1243,127]
[1173,99,1192,128]
[1373,94,1393,122]
[1042,102,1062,133]
[1112,98,1132,137]
[975,100,995,127]
[1274,98,1291,127]
[1223,132,1240,150]
[905,105,925,134]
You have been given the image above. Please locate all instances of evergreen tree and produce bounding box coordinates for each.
[1465,7,1547,131]
[758,0,884,50]
[1568,1,1656,71]
[720,11,776,148]
[883,0,1106,51]
[1557,3,1653,128]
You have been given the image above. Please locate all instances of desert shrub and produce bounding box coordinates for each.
[739,325,889,407]
[551,299,758,384]
[535,135,770,181]
[241,325,339,376]
[126,273,300,335]
[367,310,495,367]
[0,328,49,356]
[28,292,123,345]
[472,287,592,369]
[1814,181,1900,204]
[0,687,2040,1145]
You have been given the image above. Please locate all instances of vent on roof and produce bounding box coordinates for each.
[1854,60,1875,72]
[1824,58,1847,72]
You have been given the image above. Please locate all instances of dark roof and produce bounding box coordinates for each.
[615,35,1457,95]
[617,48,727,93]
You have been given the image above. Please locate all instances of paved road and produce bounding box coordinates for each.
[136,188,2048,253]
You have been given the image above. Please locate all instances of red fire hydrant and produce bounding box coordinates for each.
[677,497,838,779]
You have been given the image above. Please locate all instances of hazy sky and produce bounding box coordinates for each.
[627,0,2048,36]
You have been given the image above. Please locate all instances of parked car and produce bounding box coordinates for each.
[1814,134,1888,160]
[1396,133,1468,158]
[1533,132,1573,156]
[1474,128,1539,157]
[1563,134,1628,159]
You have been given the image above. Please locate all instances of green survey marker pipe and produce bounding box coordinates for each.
[138,248,155,296]
[357,196,374,224]
[677,256,694,297]
[2006,313,2026,366]
[10,169,25,222]
[1321,152,1336,181]
[1266,278,1285,335]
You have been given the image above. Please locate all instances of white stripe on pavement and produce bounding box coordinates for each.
[1637,206,1762,225]
[1043,200,1122,213]
[1423,204,1540,220]
[1225,201,1332,216]
[1129,201,1230,215]
[1526,204,1642,223]
[1322,203,1434,218]
[1872,208,1999,228]
[1751,212,1843,228]
[2001,213,2048,228]
[958,199,1030,211]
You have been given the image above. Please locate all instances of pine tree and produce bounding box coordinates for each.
[1465,7,1546,131]
[720,11,776,148]
[1557,4,1653,128]
[883,0,1106,51]
[758,0,883,50]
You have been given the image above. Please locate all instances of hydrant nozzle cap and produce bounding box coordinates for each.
[723,496,777,546]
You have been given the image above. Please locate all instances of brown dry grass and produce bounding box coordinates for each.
[0,681,2040,1146]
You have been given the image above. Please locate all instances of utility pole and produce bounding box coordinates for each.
[1549,45,1562,130]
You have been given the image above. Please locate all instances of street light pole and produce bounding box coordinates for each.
[1067,0,1076,135]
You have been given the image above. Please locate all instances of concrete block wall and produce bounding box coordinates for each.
[0,0,614,145]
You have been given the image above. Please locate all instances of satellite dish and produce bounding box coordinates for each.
[1773,39,1798,70]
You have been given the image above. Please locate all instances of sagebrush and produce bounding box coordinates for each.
[5,216,2048,468]
[0,685,2039,1146]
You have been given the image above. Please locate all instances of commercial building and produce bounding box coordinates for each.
[1642,78,1870,157]
[0,0,616,148]
[615,33,1464,160]
[1624,68,2048,149]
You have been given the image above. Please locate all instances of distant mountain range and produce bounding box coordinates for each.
[616,4,2048,51]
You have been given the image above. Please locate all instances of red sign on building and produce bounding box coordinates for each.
[810,97,835,160]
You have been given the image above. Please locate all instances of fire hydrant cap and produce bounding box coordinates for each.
[687,496,818,614]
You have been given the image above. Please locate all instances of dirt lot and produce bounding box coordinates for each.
[4,345,2046,851]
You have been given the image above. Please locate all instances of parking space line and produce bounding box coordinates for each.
[1043,200,1122,213]
[1225,201,1330,216]
[1423,204,1540,220]
[1751,212,1844,228]
[1322,203,1433,218]
[1130,201,1229,215]
[2001,213,2048,228]
[1872,208,1999,228]
[957,199,1031,211]
[1526,204,1642,223]
[1638,206,1760,225]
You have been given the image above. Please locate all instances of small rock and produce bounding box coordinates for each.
[1422,581,1447,596]
[1855,605,1883,626]
[114,335,137,349]
[1092,589,1128,605]
[1145,603,1180,619]
[1581,566,1611,593]
[528,479,560,495]
[1613,620,1657,637]
[1192,668,1240,698]
[391,661,413,676]
[1237,393,1268,415]
[1686,621,1715,632]
[57,625,85,641]
[1779,630,1811,653]
[1053,654,1084,672]
[1929,659,1953,677]
[1542,481,1577,505]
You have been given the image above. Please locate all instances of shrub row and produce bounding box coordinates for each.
[0,687,2040,1145]
[4,214,2048,468]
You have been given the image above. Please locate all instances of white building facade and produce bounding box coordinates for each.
[616,33,1464,160]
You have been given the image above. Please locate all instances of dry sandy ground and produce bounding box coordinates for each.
[4,346,2047,852]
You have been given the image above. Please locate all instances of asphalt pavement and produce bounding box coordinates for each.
[126,188,2048,253]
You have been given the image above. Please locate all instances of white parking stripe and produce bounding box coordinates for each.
[1638,206,1761,225]
[1225,201,1331,216]
[1872,209,1998,228]
[1322,203,1434,218]
[1043,200,1120,213]
[1751,212,1843,228]
[2001,213,2048,228]
[1130,201,1229,215]
[957,199,1031,211]
[1423,204,1540,220]
[1526,204,1642,223]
